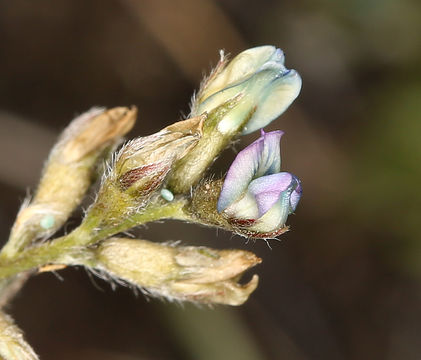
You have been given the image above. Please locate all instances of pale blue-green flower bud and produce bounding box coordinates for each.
[193,46,302,135]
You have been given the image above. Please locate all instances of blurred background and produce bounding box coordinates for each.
[0,0,420,359]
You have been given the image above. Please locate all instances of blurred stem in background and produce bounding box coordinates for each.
[350,81,421,275]
[160,304,265,360]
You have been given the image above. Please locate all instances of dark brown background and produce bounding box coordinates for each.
[0,0,420,359]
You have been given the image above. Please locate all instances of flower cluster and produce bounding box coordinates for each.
[0,44,305,360]
[1,46,302,316]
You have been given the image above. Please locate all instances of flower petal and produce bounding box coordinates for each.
[289,180,302,212]
[250,174,300,232]
[217,131,283,212]
[222,191,260,220]
[242,69,302,135]
[251,190,292,233]
[195,46,300,136]
[254,130,283,177]
[248,172,295,217]
[200,46,283,101]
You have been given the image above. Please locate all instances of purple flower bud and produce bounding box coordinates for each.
[217,130,283,212]
[217,130,302,236]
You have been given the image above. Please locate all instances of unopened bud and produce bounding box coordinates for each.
[58,107,136,163]
[192,46,301,135]
[92,238,261,306]
[82,116,203,232]
[114,115,204,195]
[3,107,136,257]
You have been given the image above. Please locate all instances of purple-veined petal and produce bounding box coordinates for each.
[289,180,302,212]
[222,172,297,223]
[217,130,283,212]
[255,130,283,177]
[248,172,295,217]
[249,174,300,233]
[252,187,292,233]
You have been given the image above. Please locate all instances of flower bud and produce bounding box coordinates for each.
[83,116,204,231]
[3,107,136,257]
[57,107,136,163]
[91,238,261,306]
[192,45,302,135]
[217,130,302,237]
[114,115,204,196]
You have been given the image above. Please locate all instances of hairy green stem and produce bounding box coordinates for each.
[0,199,189,281]
[90,197,190,243]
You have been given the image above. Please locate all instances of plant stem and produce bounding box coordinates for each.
[0,199,189,281]
[101,197,189,239]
